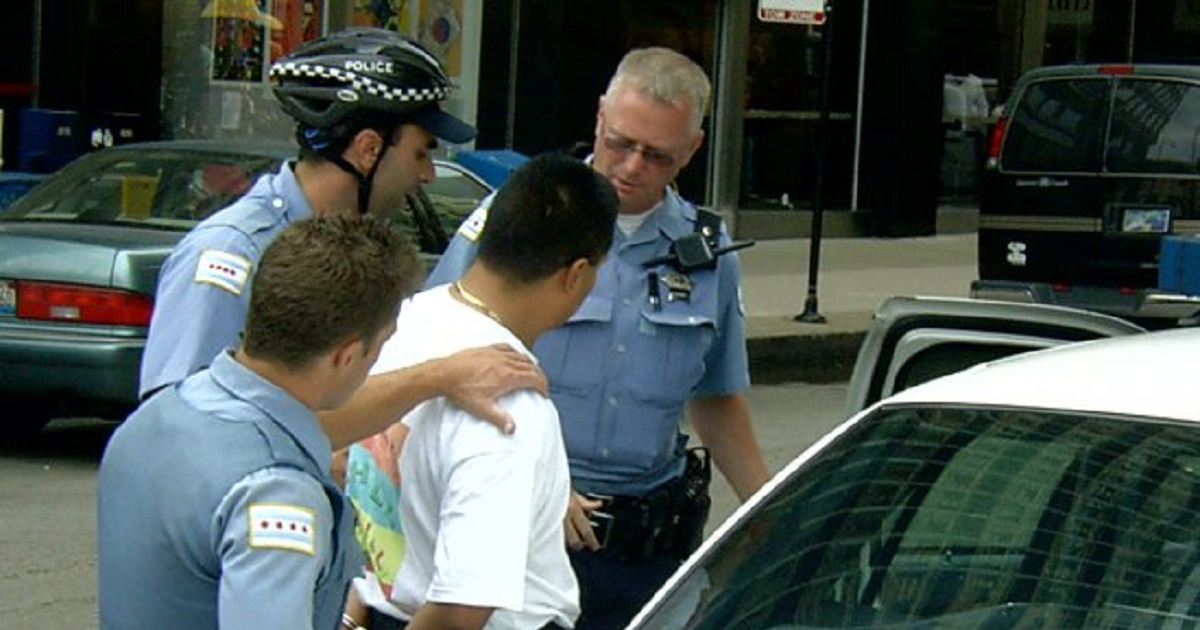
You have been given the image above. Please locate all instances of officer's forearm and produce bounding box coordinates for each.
[319,363,444,450]
[689,394,770,502]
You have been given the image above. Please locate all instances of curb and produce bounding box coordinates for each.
[747,331,866,385]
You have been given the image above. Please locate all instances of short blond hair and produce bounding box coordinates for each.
[605,47,711,133]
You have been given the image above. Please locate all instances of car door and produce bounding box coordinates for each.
[843,295,1146,418]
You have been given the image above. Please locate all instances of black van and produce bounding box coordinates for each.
[972,64,1200,325]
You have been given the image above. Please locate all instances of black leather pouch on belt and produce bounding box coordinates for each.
[667,447,711,559]
[606,447,712,563]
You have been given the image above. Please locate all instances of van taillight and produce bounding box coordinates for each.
[15,281,153,326]
[986,117,1008,169]
[1098,64,1134,75]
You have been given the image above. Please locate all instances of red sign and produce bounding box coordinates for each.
[758,0,826,25]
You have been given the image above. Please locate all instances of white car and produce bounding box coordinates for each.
[627,297,1200,629]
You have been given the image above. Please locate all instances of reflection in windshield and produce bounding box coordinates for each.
[637,406,1200,629]
[0,150,279,228]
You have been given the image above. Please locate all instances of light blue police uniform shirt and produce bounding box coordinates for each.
[426,186,750,495]
[98,351,360,630]
[139,162,314,398]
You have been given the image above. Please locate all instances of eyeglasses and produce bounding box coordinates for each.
[601,131,679,169]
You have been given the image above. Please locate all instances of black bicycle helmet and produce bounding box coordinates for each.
[269,28,476,215]
[269,27,475,144]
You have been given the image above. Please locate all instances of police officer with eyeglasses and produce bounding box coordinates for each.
[427,47,770,630]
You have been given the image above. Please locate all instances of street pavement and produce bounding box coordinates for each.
[738,231,978,383]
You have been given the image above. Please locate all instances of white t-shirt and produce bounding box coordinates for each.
[370,285,579,630]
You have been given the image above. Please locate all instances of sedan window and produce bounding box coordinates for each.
[639,406,1200,629]
[1,151,277,229]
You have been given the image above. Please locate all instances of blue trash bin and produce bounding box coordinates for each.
[18,108,84,173]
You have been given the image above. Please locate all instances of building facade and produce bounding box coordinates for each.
[5,0,1200,236]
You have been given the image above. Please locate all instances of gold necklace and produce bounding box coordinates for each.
[451,280,504,326]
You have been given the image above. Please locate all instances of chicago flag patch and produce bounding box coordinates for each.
[195,249,252,295]
[248,503,317,555]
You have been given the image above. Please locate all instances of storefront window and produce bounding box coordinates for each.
[741,9,851,210]
[165,0,333,142]
[617,0,718,204]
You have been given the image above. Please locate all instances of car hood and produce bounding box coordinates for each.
[0,222,178,293]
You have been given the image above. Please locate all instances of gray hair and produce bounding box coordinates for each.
[604,47,711,133]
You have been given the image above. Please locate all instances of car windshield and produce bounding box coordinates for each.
[637,405,1200,629]
[427,163,489,230]
[0,148,281,230]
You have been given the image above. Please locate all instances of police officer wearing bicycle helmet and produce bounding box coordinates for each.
[140,30,542,451]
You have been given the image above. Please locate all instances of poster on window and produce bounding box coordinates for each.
[270,0,325,64]
[420,0,462,76]
[354,0,414,32]
[210,0,274,83]
[208,0,325,83]
[347,0,462,76]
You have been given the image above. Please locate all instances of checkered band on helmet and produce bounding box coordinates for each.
[270,27,453,128]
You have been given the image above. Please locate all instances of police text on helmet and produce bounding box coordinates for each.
[344,60,393,74]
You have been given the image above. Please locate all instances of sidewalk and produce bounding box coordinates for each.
[738,232,978,383]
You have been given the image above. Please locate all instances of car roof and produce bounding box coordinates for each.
[109,140,475,174]
[112,138,297,158]
[882,326,1200,422]
[1016,63,1200,83]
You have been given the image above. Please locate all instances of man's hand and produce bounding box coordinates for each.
[321,345,545,449]
[442,344,547,435]
[564,491,603,551]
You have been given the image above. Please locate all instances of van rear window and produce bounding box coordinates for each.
[1004,76,1200,175]
[1002,78,1107,173]
[1106,78,1200,175]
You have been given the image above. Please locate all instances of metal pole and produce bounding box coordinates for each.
[851,0,868,212]
[31,0,42,109]
[796,1,834,324]
[504,0,522,148]
[1126,0,1137,62]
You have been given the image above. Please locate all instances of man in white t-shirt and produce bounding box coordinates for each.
[363,152,619,630]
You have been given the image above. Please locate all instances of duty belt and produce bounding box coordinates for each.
[586,448,712,563]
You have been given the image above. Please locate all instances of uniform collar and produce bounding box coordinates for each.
[621,187,694,248]
[247,161,316,222]
[207,351,332,474]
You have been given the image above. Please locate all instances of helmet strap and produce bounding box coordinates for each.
[357,145,387,217]
[319,153,373,216]
[300,122,394,216]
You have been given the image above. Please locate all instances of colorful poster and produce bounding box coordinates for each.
[420,0,463,76]
[208,0,275,83]
[270,0,325,63]
[354,0,413,32]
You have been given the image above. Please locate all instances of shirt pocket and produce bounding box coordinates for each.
[537,294,613,395]
[629,307,716,407]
